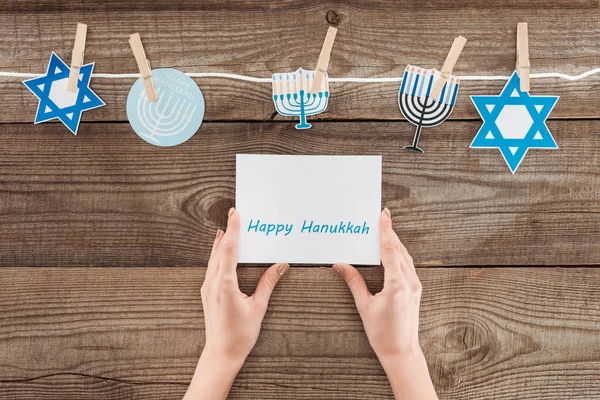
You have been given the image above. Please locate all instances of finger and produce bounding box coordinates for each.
[396,241,420,289]
[218,208,240,275]
[211,229,225,257]
[379,208,408,288]
[252,263,289,309]
[380,209,420,287]
[206,229,224,276]
[333,263,371,313]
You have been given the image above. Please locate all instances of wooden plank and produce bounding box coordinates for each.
[0,266,598,399]
[2,0,598,12]
[0,121,599,267]
[0,6,598,122]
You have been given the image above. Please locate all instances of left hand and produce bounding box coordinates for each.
[201,207,289,362]
[184,208,289,400]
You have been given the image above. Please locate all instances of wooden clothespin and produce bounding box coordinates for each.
[67,23,87,92]
[129,33,157,102]
[310,26,337,94]
[430,36,467,100]
[516,22,530,92]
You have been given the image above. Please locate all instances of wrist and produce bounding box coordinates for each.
[376,345,438,400]
[199,344,247,373]
[184,345,246,400]
[376,343,425,371]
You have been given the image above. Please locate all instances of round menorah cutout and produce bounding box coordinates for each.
[127,68,205,146]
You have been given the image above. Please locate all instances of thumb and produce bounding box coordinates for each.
[253,263,289,308]
[333,263,371,312]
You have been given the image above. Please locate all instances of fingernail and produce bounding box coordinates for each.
[277,263,290,276]
[216,229,224,238]
[228,207,236,218]
[333,263,344,276]
[382,208,391,219]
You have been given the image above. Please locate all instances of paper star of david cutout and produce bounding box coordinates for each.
[23,52,105,135]
[470,71,559,173]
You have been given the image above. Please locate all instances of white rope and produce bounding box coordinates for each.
[1,68,599,82]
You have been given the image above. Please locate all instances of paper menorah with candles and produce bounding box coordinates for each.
[16,24,600,174]
[134,88,197,145]
[398,66,460,153]
[272,68,330,130]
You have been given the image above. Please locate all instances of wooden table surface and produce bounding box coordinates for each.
[1,1,599,399]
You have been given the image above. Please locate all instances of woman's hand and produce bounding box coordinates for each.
[184,208,289,400]
[201,207,289,361]
[333,208,438,400]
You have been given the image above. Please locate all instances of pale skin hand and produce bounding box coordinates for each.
[185,207,436,399]
[333,208,438,400]
[183,208,289,400]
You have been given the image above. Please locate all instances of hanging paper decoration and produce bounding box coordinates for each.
[272,68,329,130]
[126,68,205,146]
[23,52,105,135]
[398,65,460,152]
[470,71,559,173]
[272,27,336,130]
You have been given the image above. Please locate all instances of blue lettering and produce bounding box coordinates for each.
[361,221,370,235]
[301,220,313,233]
[248,219,260,232]
[275,224,285,235]
[347,221,355,234]
[253,220,372,235]
[248,220,294,236]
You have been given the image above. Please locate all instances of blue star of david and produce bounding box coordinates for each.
[470,71,559,173]
[23,52,105,135]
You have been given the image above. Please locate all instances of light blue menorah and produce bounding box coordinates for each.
[136,89,197,145]
[272,68,329,129]
[126,68,205,147]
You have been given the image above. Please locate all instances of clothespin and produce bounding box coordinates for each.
[516,22,530,92]
[310,26,337,94]
[430,36,467,100]
[67,23,87,92]
[129,33,157,102]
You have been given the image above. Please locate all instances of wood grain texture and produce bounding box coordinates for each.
[0,266,599,399]
[1,2,599,399]
[0,3,599,122]
[2,0,599,12]
[0,121,599,267]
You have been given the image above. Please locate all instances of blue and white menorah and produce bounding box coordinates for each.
[136,89,197,145]
[272,68,329,130]
[398,65,460,152]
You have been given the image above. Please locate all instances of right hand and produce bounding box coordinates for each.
[333,208,423,360]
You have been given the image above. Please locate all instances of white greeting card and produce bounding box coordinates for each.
[236,154,381,265]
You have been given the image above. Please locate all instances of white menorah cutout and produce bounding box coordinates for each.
[136,89,197,145]
[398,66,460,153]
[272,68,329,129]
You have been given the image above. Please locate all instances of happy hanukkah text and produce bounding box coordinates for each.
[247,219,371,236]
